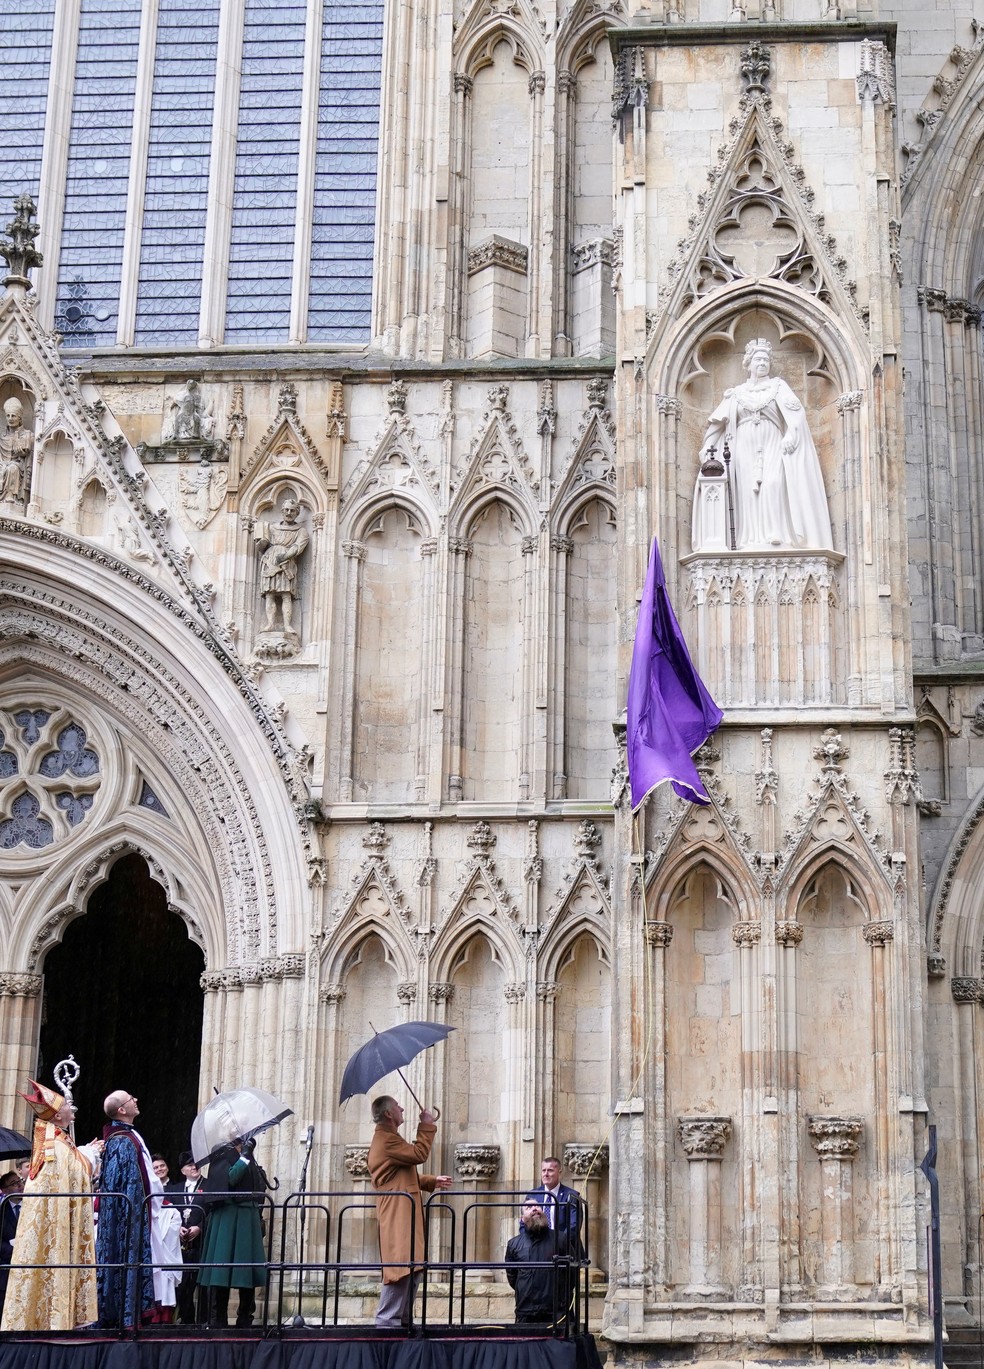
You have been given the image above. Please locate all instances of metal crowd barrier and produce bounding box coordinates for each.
[0,1187,591,1338]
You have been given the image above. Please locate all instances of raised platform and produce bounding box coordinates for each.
[0,1329,604,1369]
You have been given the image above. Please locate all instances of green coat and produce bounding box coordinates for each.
[197,1147,266,1289]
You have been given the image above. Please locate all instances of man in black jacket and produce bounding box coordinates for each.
[505,1201,571,1324]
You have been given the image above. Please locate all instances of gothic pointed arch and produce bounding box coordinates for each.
[556,0,625,75]
[431,862,524,982]
[552,384,616,527]
[453,0,542,76]
[0,531,310,967]
[340,383,440,519]
[240,381,333,508]
[648,98,865,349]
[322,823,417,966]
[320,884,416,988]
[539,866,611,980]
[778,755,893,920]
[450,385,539,534]
[929,782,984,974]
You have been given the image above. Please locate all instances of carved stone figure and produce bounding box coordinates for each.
[0,397,34,507]
[694,339,833,552]
[163,380,215,443]
[255,496,309,643]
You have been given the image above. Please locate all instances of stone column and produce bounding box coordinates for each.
[564,1143,609,1276]
[454,1143,501,1272]
[775,919,804,1296]
[644,919,672,1284]
[337,540,367,801]
[952,975,983,1315]
[678,1116,732,1297]
[343,1144,376,1275]
[863,917,893,1292]
[733,921,762,1299]
[0,973,42,1125]
[445,538,471,802]
[807,1115,863,1296]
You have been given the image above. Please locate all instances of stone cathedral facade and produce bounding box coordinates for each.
[3,0,984,1364]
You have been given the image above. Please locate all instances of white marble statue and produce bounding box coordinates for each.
[0,397,34,507]
[255,496,309,636]
[694,339,833,552]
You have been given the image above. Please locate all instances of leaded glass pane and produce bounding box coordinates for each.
[133,0,219,345]
[55,0,142,347]
[0,0,55,207]
[38,723,100,779]
[224,1,305,344]
[0,793,54,850]
[138,780,169,816]
[0,731,16,780]
[56,791,94,826]
[13,708,51,745]
[307,0,383,344]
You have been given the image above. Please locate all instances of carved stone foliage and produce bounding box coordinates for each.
[807,1115,863,1159]
[344,1145,371,1179]
[1,194,43,289]
[678,1116,732,1159]
[564,1143,609,1178]
[454,1143,500,1180]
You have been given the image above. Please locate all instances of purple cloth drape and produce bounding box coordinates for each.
[626,537,723,808]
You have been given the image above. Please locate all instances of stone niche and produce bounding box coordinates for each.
[678,314,846,708]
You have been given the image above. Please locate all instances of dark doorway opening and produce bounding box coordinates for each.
[38,851,205,1170]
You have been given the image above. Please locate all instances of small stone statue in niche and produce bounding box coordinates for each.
[163,379,215,443]
[694,338,833,552]
[0,396,34,509]
[254,495,309,656]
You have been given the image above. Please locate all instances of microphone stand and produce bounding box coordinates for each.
[291,1124,315,1326]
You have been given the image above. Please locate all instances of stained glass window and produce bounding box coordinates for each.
[0,793,54,850]
[0,0,56,208]
[38,723,100,779]
[224,1,306,344]
[307,0,384,343]
[55,0,142,347]
[133,0,219,345]
[138,780,169,816]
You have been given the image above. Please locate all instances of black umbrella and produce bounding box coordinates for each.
[339,1021,454,1108]
[0,1126,31,1159]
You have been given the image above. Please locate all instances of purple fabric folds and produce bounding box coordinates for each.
[626,537,723,809]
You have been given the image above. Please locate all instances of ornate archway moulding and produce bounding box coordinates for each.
[25,835,210,973]
[648,278,869,405]
[0,528,322,886]
[929,779,984,970]
[0,576,309,965]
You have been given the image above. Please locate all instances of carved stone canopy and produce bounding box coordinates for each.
[807,1115,863,1159]
[678,1116,733,1159]
[453,1143,500,1180]
[564,1143,609,1178]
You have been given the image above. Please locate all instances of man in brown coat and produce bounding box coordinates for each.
[367,1096,451,1328]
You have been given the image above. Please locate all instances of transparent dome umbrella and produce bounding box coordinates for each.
[191,1086,293,1168]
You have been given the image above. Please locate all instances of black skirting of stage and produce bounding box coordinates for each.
[0,1332,603,1369]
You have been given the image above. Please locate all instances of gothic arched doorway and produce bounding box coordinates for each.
[38,852,205,1168]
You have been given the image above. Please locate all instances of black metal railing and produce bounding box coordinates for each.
[0,1187,591,1339]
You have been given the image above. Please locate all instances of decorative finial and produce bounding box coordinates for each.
[1,194,43,292]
